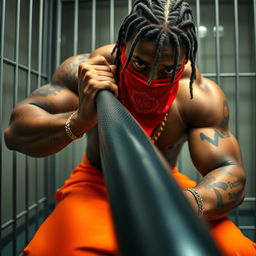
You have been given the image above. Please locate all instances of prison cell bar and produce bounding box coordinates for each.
[72,0,79,169]
[96,90,222,256]
[0,0,6,255]
[233,0,241,226]
[92,0,96,51]
[12,0,21,254]
[214,0,220,85]
[253,0,256,240]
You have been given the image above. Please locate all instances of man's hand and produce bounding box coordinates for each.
[72,56,119,134]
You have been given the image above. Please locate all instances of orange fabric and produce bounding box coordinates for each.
[23,156,256,256]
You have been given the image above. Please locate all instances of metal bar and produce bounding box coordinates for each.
[25,0,33,244]
[12,0,21,254]
[55,0,62,192]
[234,0,240,142]
[214,0,220,84]
[3,57,47,78]
[233,0,240,226]
[110,0,114,44]
[92,0,96,51]
[201,72,256,77]
[47,0,53,79]
[239,226,256,230]
[1,198,47,231]
[0,0,6,254]
[128,0,132,14]
[253,0,256,241]
[72,0,79,169]
[195,0,201,69]
[74,0,79,55]
[34,0,44,231]
[56,0,62,67]
[254,0,256,62]
[244,197,256,202]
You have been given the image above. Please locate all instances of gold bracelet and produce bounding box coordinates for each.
[65,112,83,140]
[185,188,204,216]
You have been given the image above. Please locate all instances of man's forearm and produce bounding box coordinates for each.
[191,164,246,220]
[4,105,89,157]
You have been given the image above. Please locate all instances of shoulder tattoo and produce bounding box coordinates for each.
[31,83,63,97]
[60,55,88,86]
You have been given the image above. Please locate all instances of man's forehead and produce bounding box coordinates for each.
[125,39,185,63]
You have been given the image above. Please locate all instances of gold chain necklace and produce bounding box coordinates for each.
[150,113,169,144]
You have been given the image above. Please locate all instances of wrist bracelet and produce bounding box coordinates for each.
[185,188,204,216]
[65,112,83,140]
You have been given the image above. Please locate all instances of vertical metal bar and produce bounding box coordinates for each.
[13,0,21,254]
[0,1,6,255]
[234,0,240,142]
[214,0,220,85]
[254,0,256,63]
[196,0,201,69]
[128,0,132,14]
[55,0,62,191]
[110,0,114,44]
[72,0,79,169]
[195,0,201,183]
[56,0,62,67]
[233,0,240,227]
[74,0,79,55]
[92,0,96,51]
[34,0,44,230]
[47,0,53,78]
[253,0,256,241]
[25,0,33,244]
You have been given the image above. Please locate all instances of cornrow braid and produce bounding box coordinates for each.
[113,0,198,99]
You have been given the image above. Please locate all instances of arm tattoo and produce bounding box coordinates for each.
[227,180,242,189]
[213,188,224,208]
[198,174,243,208]
[220,101,229,130]
[200,129,230,147]
[31,83,62,97]
[63,55,88,85]
[228,191,242,200]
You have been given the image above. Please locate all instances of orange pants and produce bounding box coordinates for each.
[23,156,256,256]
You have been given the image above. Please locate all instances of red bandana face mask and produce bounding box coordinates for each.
[119,47,185,136]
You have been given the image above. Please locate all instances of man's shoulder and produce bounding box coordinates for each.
[177,76,228,129]
[89,44,116,63]
[52,44,116,92]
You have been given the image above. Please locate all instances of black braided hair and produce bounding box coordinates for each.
[112,0,198,99]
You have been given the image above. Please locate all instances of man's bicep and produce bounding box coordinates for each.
[188,127,243,176]
[19,82,79,114]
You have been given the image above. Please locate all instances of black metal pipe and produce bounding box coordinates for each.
[96,90,222,256]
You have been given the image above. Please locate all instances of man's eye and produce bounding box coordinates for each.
[164,66,174,74]
[134,61,146,70]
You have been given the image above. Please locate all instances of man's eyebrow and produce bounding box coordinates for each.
[133,56,148,64]
[165,64,182,69]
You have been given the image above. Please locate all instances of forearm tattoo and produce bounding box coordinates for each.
[31,83,62,97]
[197,169,243,208]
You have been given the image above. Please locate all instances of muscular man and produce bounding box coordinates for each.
[4,0,256,255]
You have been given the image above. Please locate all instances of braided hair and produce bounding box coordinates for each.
[112,0,197,99]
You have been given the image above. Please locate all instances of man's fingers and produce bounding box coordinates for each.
[86,55,110,67]
[90,81,119,98]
